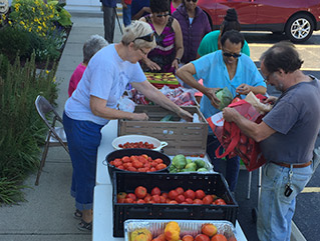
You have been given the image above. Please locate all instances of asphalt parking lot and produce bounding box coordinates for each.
[234,31,320,241]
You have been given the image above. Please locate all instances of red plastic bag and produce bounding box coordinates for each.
[207,94,267,172]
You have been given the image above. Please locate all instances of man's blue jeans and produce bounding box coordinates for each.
[257,162,313,241]
[123,4,132,27]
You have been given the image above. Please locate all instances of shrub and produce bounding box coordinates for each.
[8,0,59,37]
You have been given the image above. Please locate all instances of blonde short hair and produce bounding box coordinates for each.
[121,21,156,49]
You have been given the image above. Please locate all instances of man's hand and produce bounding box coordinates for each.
[263,96,278,105]
[205,88,221,109]
[222,107,240,122]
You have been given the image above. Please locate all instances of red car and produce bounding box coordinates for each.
[197,0,320,43]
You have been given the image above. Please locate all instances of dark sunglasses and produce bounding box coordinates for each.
[223,52,242,58]
[133,32,155,42]
[186,0,198,2]
[156,13,170,17]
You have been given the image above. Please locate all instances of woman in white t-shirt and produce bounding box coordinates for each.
[63,20,192,232]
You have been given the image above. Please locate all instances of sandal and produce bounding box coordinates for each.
[77,219,92,232]
[73,209,82,220]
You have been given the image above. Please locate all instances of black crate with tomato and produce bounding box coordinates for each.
[112,172,238,237]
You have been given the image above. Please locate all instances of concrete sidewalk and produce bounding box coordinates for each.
[0,12,122,241]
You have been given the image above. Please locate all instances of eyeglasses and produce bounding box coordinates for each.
[139,48,148,56]
[186,0,198,2]
[156,13,170,18]
[264,72,274,83]
[133,32,155,42]
[223,52,242,58]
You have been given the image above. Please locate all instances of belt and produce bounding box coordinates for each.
[271,160,312,168]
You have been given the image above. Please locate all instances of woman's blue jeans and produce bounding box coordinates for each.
[206,135,240,192]
[63,112,103,211]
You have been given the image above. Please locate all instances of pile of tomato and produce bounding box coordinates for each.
[118,141,155,149]
[117,186,227,205]
[109,154,167,172]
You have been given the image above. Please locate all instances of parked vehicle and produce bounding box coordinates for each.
[197,0,320,43]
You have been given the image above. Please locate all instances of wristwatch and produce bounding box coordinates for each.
[175,57,181,64]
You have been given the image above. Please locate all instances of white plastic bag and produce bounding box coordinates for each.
[118,96,136,113]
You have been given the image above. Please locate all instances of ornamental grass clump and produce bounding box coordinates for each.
[0,53,58,204]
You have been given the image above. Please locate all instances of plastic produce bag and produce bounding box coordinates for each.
[118,96,136,113]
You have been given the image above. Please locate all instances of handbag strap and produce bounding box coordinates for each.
[215,123,240,158]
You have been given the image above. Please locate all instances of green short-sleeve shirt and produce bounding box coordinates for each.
[197,30,250,57]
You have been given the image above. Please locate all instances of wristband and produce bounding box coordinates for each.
[175,57,181,64]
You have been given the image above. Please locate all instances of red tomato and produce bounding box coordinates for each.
[151,187,161,196]
[136,199,146,204]
[152,194,161,203]
[132,160,143,169]
[185,198,194,204]
[159,196,167,203]
[126,193,137,201]
[202,195,214,204]
[184,189,196,200]
[124,198,134,203]
[168,190,179,200]
[214,198,227,205]
[168,200,178,204]
[144,195,152,202]
[175,187,184,195]
[195,190,206,199]
[134,186,147,199]
[175,194,186,203]
[210,234,227,241]
[195,234,210,241]
[156,163,167,170]
[193,199,203,204]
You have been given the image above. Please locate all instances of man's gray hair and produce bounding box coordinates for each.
[83,35,108,64]
[121,20,156,49]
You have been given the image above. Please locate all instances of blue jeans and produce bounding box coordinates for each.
[123,4,131,27]
[206,135,240,192]
[257,162,313,241]
[63,112,103,211]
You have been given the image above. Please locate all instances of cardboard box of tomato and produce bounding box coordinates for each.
[111,172,238,237]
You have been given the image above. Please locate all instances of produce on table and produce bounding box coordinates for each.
[130,228,152,241]
[164,221,181,241]
[201,224,217,237]
[170,155,209,173]
[210,234,228,241]
[117,186,227,205]
[215,87,233,110]
[118,141,155,149]
[129,221,234,241]
[109,155,167,173]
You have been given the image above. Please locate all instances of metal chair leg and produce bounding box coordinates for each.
[35,138,50,186]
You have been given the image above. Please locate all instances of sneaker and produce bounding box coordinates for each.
[77,219,92,232]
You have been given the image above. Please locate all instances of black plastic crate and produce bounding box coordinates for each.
[112,172,238,237]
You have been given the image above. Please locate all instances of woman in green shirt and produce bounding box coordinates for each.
[197,8,250,57]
